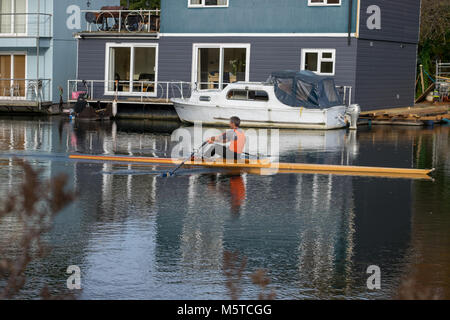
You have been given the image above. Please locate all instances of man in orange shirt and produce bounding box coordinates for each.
[204,116,246,161]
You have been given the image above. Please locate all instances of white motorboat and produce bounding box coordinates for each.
[172,71,360,130]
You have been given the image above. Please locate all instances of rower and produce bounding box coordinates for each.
[204,116,246,161]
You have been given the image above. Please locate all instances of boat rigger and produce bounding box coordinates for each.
[68,154,434,180]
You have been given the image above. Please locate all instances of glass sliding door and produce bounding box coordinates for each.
[0,0,12,34]
[0,0,26,34]
[0,54,26,98]
[132,47,156,94]
[14,0,26,34]
[0,55,11,97]
[222,48,247,88]
[198,48,220,90]
[195,44,249,90]
[106,44,158,96]
[13,55,25,97]
[108,47,131,93]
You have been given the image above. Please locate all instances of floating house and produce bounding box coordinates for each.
[0,0,116,112]
[72,0,422,112]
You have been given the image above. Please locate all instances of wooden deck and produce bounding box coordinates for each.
[360,103,450,126]
[68,97,174,105]
[0,100,56,114]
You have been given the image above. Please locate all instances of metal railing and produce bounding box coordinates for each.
[82,9,160,33]
[337,86,353,106]
[68,79,354,107]
[436,61,450,99]
[0,13,52,37]
[67,80,191,103]
[0,78,51,103]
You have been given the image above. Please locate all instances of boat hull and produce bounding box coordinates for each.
[172,99,348,130]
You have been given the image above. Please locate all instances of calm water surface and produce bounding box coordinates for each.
[0,117,449,300]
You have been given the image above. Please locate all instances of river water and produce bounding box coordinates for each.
[0,117,449,300]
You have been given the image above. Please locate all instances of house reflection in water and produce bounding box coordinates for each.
[1,118,442,299]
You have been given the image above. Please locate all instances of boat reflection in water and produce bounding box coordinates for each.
[0,117,447,299]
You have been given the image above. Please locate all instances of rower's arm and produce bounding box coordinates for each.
[210,132,228,143]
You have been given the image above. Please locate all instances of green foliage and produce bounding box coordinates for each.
[417,0,450,96]
[120,0,160,10]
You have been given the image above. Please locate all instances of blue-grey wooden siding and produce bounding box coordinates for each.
[159,36,357,88]
[358,0,421,44]
[161,0,358,34]
[77,36,358,102]
[355,39,417,110]
[77,38,159,100]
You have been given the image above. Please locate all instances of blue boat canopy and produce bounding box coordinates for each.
[268,70,342,109]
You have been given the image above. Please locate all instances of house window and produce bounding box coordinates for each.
[301,49,336,75]
[0,53,26,99]
[193,44,250,90]
[0,0,27,34]
[188,0,229,8]
[105,43,158,96]
[308,0,341,6]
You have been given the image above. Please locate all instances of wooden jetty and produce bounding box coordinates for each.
[360,103,450,126]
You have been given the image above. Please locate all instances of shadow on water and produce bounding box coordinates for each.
[0,116,449,299]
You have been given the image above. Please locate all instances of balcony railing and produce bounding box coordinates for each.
[68,80,191,103]
[68,80,354,107]
[0,13,52,37]
[0,79,51,103]
[82,9,160,33]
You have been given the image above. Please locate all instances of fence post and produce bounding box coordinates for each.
[349,87,352,106]
[181,82,184,99]
[67,80,70,102]
[166,82,169,102]
[119,10,122,32]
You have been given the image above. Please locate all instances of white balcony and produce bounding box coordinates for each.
[81,9,160,34]
[0,13,52,38]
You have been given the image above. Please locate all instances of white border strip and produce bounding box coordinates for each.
[159,33,356,38]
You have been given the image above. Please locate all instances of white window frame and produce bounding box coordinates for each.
[0,0,28,36]
[188,0,229,8]
[104,42,159,97]
[301,49,336,76]
[308,0,342,7]
[308,0,341,6]
[0,52,27,100]
[191,43,251,91]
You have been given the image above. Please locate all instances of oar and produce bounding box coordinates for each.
[161,141,209,178]
[243,152,273,159]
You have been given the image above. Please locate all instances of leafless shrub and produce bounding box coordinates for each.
[223,251,276,300]
[396,266,444,300]
[250,269,276,300]
[0,161,76,299]
[223,251,247,300]
[420,0,450,45]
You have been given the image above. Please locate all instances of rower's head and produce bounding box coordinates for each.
[230,116,241,129]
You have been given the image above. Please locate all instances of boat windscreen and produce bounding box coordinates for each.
[269,70,343,109]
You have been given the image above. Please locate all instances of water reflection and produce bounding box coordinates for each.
[0,117,448,299]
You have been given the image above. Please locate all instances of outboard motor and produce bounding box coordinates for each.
[346,104,361,130]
